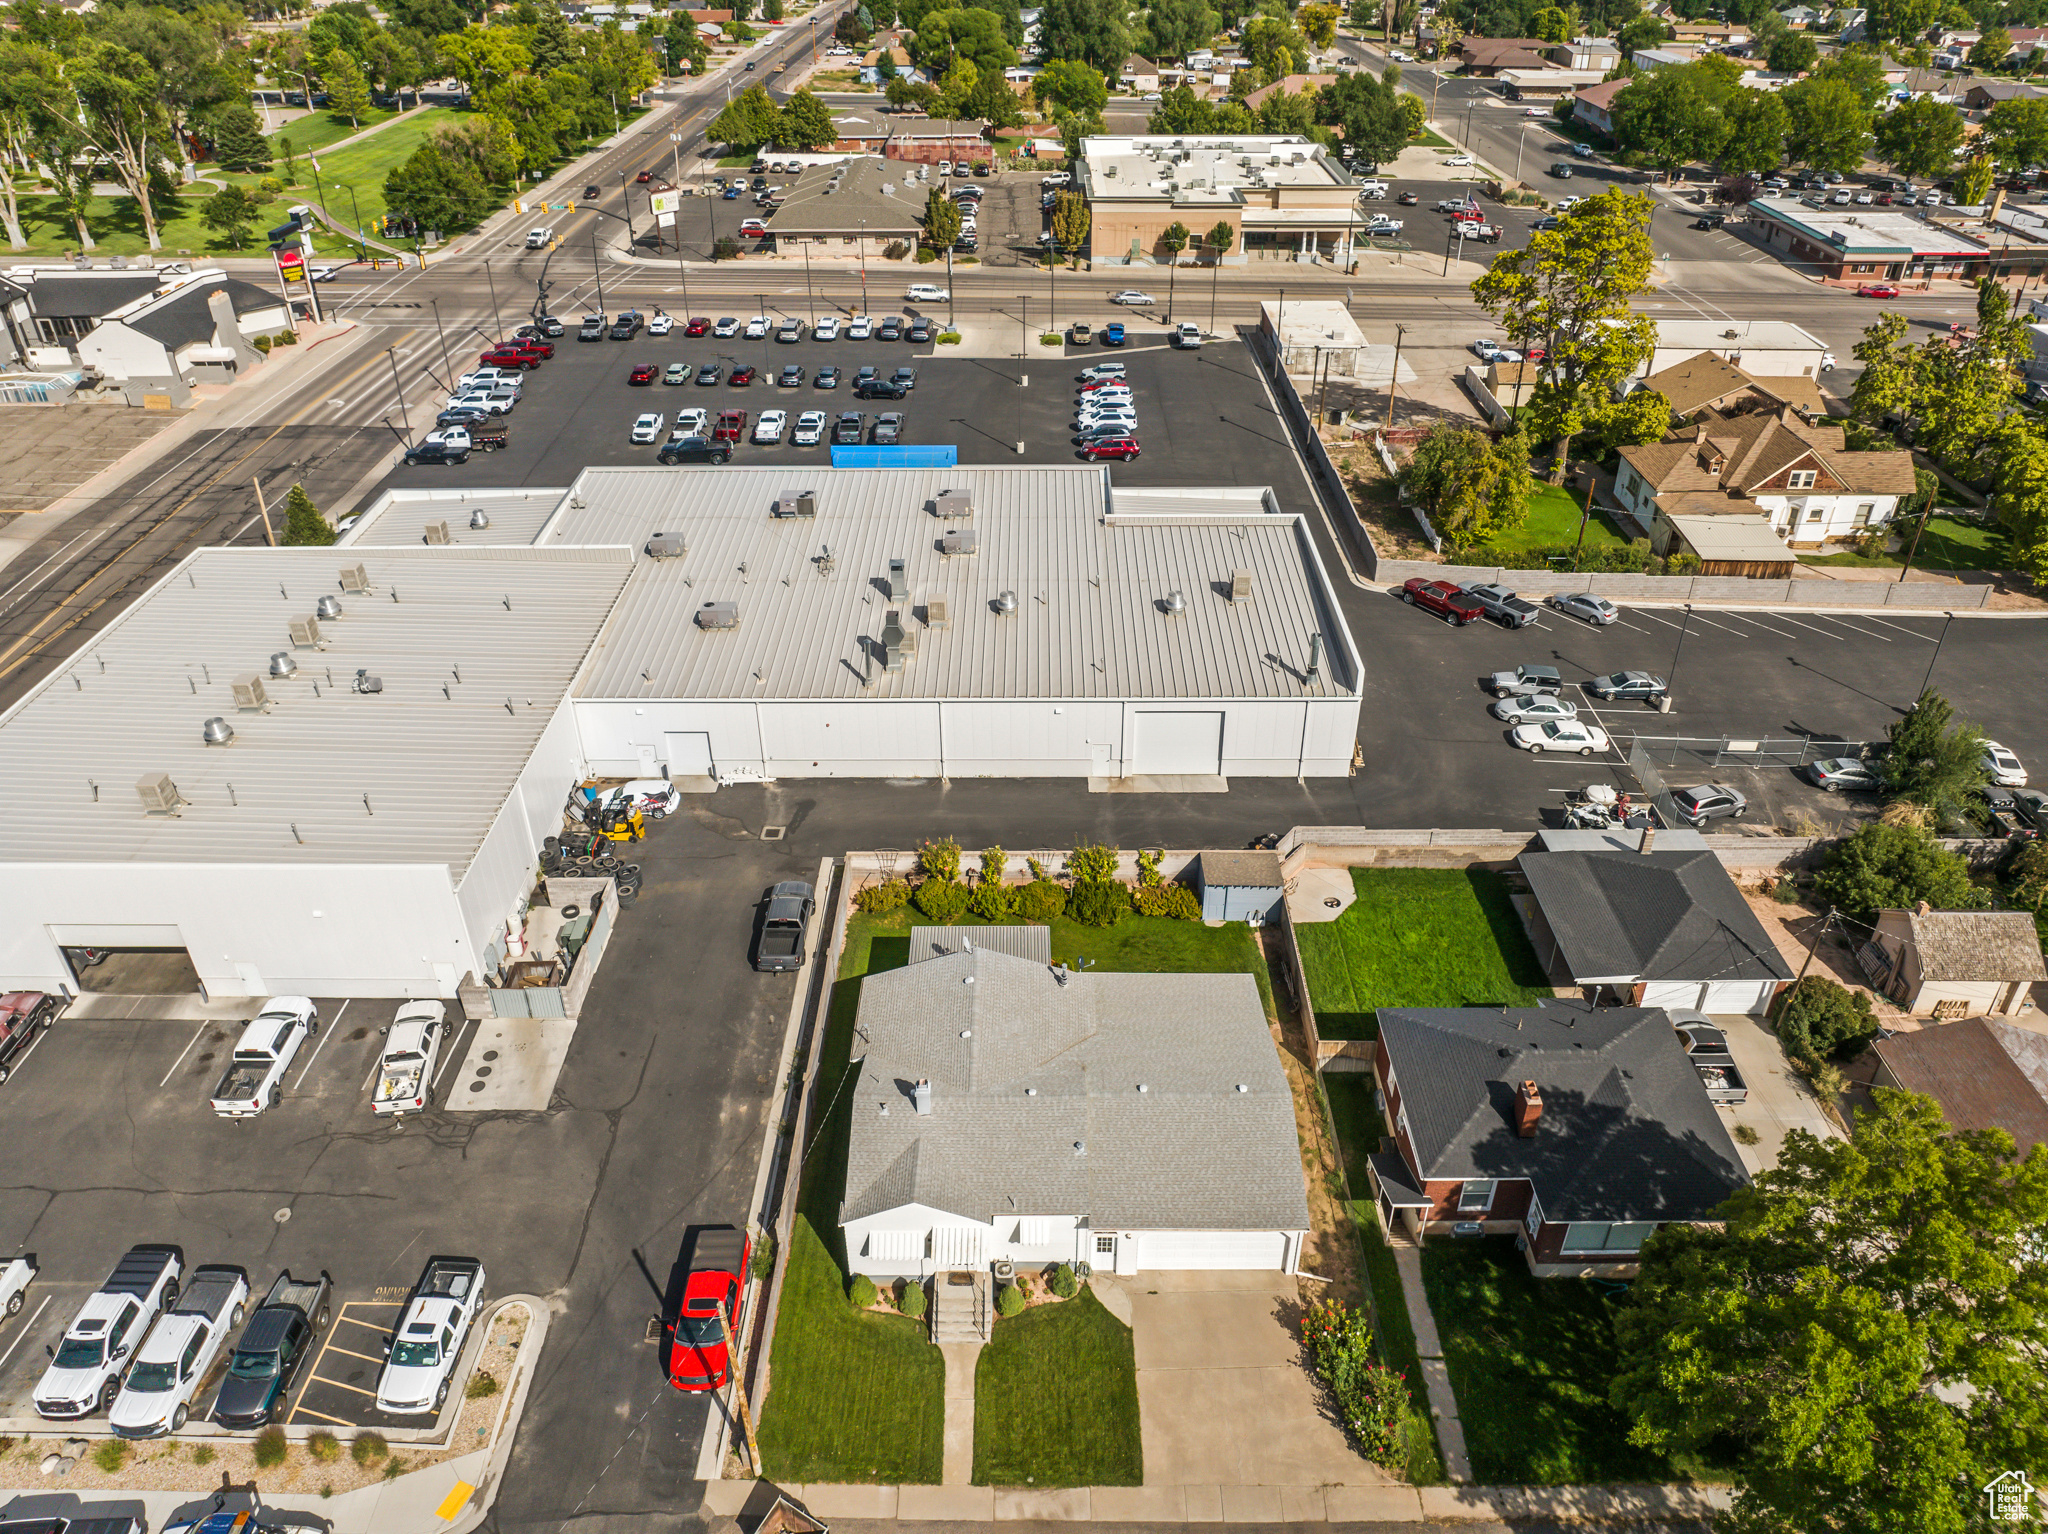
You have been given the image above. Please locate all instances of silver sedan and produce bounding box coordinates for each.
[1550,591,1619,625]
[1490,694,1579,725]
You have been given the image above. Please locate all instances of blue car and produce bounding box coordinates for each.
[722,185,742,199]
[1102,322,1127,346]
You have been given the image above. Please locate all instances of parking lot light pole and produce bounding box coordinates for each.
[387,346,410,436]
[621,171,636,245]
[429,298,451,388]
[1664,603,1695,708]
[1513,121,1541,187]
[483,259,503,338]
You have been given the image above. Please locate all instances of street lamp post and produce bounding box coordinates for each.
[343,185,370,265]
[620,171,636,246]
[670,135,694,314]
[592,226,605,317]
[387,346,410,436]
[1209,233,1223,339]
[429,297,451,386]
[1384,323,1405,433]
[1918,611,1955,700]
[802,239,816,327]
[1664,604,1695,709]
[1513,121,1542,187]
[483,259,503,337]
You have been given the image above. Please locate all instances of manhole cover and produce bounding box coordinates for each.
[273,1208,292,1224]
[1324,897,1341,908]
[483,1050,499,1062]
[475,1066,492,1077]
[469,1080,487,1093]
[760,825,787,841]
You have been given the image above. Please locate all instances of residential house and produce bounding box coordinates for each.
[1573,77,1631,137]
[1500,67,1607,98]
[1120,54,1160,92]
[1778,3,1824,26]
[1368,1004,1751,1275]
[1614,407,1918,556]
[1935,27,1982,51]
[760,155,925,248]
[1519,834,1795,1014]
[1454,35,1558,74]
[1242,73,1337,112]
[2008,25,2048,58]
[1548,37,1619,70]
[838,942,1312,1279]
[858,45,921,84]
[1837,7,1869,41]
[1669,20,1747,43]
[1080,134,1367,265]
[1863,906,2047,1019]
[1964,79,2046,114]
[1631,351,1828,421]
[1869,1016,2048,1151]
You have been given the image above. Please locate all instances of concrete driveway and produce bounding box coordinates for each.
[1099,1270,1393,1490]
[1713,1010,1843,1173]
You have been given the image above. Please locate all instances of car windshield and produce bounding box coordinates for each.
[1541,722,1574,739]
[675,1310,727,1345]
[391,1339,441,1368]
[125,1361,179,1393]
[53,1336,106,1369]
[1820,758,1859,774]
[228,1350,277,1380]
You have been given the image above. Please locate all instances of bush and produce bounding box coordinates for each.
[253,334,272,353]
[466,1370,500,1399]
[920,837,963,881]
[1853,527,1890,558]
[1068,878,1130,928]
[1774,974,1879,1063]
[275,330,298,346]
[1733,1123,1761,1145]
[1067,843,1120,882]
[193,1444,216,1466]
[882,239,910,259]
[1040,332,1062,344]
[1301,1299,1406,1466]
[258,176,286,196]
[93,1440,130,1474]
[996,1281,1026,1318]
[915,246,938,263]
[351,1432,389,1465]
[307,1430,341,1461]
[850,1272,879,1308]
[1814,821,1988,927]
[713,236,742,259]
[1665,550,1701,575]
[752,1230,778,1279]
[1048,1262,1079,1298]
[897,1279,927,1318]
[913,877,971,922]
[854,877,912,912]
[1771,876,1803,904]
[1015,878,1068,922]
[1134,883,1202,920]
[253,1426,289,1468]
[1136,848,1163,888]
[938,328,964,339]
[969,879,1017,919]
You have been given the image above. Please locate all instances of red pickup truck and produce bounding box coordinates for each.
[1401,578,1486,625]
[501,336,554,359]
[666,1226,750,1391]
[713,409,747,443]
[479,347,543,371]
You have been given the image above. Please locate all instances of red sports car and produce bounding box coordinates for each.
[628,363,658,385]
[1079,435,1140,462]
[635,169,654,183]
[685,316,711,337]
[1858,283,1900,298]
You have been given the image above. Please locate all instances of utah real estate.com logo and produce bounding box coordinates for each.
[1986,1470,2035,1522]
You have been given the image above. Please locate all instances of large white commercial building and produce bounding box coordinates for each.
[0,467,1361,998]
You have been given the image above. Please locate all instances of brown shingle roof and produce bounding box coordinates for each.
[1889,909,2048,982]
[1620,406,1918,500]
[1638,354,1756,417]
[1873,1018,2048,1153]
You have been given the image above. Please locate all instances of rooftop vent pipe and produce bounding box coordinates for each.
[994,589,1017,615]
[315,594,343,620]
[202,717,234,746]
[912,1078,932,1114]
[469,508,491,530]
[269,652,298,680]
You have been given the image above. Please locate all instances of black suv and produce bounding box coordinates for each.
[404,440,470,466]
[658,434,732,465]
[831,411,864,444]
[855,377,908,400]
[578,314,606,341]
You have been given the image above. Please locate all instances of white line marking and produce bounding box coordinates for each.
[1758,610,1846,639]
[1730,612,1801,638]
[159,1022,210,1088]
[1633,611,1684,629]
[0,1297,52,1371]
[1811,613,1896,641]
[5,1019,55,1082]
[292,999,347,1091]
[1856,612,1941,640]
[430,1019,470,1094]
[1681,610,1753,636]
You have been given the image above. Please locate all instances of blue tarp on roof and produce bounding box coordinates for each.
[831,444,957,467]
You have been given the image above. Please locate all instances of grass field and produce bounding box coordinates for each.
[1420,1237,1716,1485]
[1798,512,2012,571]
[264,107,466,235]
[270,103,407,158]
[1294,868,1553,1040]
[1471,485,1630,565]
[974,1289,1142,1486]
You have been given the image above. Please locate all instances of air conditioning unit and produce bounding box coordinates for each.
[288,616,322,648]
[136,772,185,816]
[695,600,740,630]
[232,674,270,712]
[926,595,950,626]
[423,520,451,544]
[339,564,370,593]
[645,534,688,559]
[934,488,973,517]
[940,529,978,556]
[1229,568,1253,604]
[772,491,817,517]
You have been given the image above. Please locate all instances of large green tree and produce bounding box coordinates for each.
[1612,1089,2048,1534]
[71,46,177,251]
[0,42,68,250]
[1879,688,1991,820]
[1716,88,1788,176]
[200,184,262,248]
[1766,30,1817,72]
[208,103,272,174]
[1782,75,1872,174]
[1872,93,1962,181]
[383,138,492,234]
[707,82,783,148]
[780,87,836,148]
[1318,69,1408,164]
[1612,64,1727,178]
[1034,57,1107,117]
[1143,0,1220,59]
[1404,423,1535,553]
[324,49,373,126]
[1815,818,1990,925]
[921,183,961,249]
[1034,0,1131,73]
[1993,424,2048,586]
[1980,95,2048,173]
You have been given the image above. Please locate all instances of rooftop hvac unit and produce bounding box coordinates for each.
[927,595,950,626]
[423,520,451,544]
[940,528,978,556]
[881,609,909,671]
[695,600,740,630]
[202,716,234,746]
[288,616,322,648]
[773,491,817,518]
[645,533,688,559]
[339,564,370,593]
[469,508,491,530]
[888,558,908,600]
[315,594,343,620]
[269,651,298,679]
[232,674,270,712]
[1229,568,1253,604]
[136,772,185,815]
[934,488,973,517]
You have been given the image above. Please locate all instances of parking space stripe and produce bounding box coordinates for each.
[1759,610,1846,639]
[1730,612,1802,638]
[292,999,346,1091]
[1633,610,1684,629]
[322,1344,388,1366]
[289,1404,357,1426]
[1813,613,1896,641]
[309,1376,382,1399]
[158,1022,209,1089]
[1857,613,1941,639]
[0,1297,50,1371]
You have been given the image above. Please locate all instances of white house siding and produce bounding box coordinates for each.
[844,1205,1300,1278]
[1752,491,1897,545]
[455,697,587,985]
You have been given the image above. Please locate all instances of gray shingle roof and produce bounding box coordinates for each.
[1520,847,1794,986]
[842,947,1309,1232]
[20,273,162,319]
[766,155,925,238]
[1197,849,1283,888]
[125,278,281,352]
[908,924,1051,965]
[1380,1005,1750,1222]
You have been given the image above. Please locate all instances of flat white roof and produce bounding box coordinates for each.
[1749,197,1990,256]
[1080,134,1347,199]
[341,487,570,548]
[0,546,631,869]
[1261,300,1367,350]
[1649,318,1829,353]
[1667,513,1796,563]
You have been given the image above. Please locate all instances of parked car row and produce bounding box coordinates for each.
[644,401,915,463]
[1073,361,1140,461]
[206,996,449,1119]
[1398,577,1619,629]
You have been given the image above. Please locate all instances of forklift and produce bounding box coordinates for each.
[569,786,645,844]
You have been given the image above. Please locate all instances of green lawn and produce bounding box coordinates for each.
[269,103,407,158]
[1471,485,1629,566]
[1798,512,2013,572]
[1420,1237,1713,1486]
[265,107,466,235]
[973,1289,1142,1486]
[1294,868,1553,1040]
[1413,128,1454,149]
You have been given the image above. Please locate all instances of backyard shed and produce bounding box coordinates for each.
[1195,849,1285,923]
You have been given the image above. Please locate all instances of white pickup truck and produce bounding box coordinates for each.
[34,1244,185,1419]
[375,1256,486,1415]
[109,1263,249,1437]
[1,1253,35,1320]
[210,999,319,1119]
[371,1001,448,1117]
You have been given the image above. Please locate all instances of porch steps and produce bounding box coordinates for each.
[931,1269,989,1344]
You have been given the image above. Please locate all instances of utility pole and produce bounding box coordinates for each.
[1571,469,1595,573]
[1796,906,1836,984]
[1918,610,1955,700]
[620,170,636,246]
[252,477,275,545]
[429,297,451,387]
[1897,493,1936,581]
[857,218,868,315]
[1384,324,1405,433]
[592,226,605,316]
[483,259,502,338]
[1663,603,1694,712]
[386,346,410,436]
[719,1289,761,1473]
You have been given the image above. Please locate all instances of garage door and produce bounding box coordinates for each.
[663,731,713,777]
[1640,982,1703,1011]
[1700,980,1773,1015]
[1132,712,1224,775]
[1137,1230,1290,1271]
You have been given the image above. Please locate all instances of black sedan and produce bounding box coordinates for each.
[854,378,907,400]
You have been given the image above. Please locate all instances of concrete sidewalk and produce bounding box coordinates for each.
[1391,1245,1472,1484]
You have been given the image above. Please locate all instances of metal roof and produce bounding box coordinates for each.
[0,546,631,872]
[548,466,1356,701]
[344,487,570,548]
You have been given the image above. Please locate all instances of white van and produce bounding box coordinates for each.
[905,283,950,303]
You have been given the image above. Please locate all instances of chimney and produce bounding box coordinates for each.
[912,1078,932,1115]
[1515,1080,1543,1138]
[1639,825,1656,855]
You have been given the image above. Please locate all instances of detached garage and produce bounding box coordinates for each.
[840,942,1311,1280]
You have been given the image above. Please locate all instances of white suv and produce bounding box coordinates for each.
[905,283,950,303]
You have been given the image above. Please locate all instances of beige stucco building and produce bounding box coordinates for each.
[1076,135,1373,266]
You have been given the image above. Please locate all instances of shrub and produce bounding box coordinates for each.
[1049,1262,1079,1298]
[1301,1299,1406,1466]
[920,837,963,881]
[258,176,286,196]
[969,879,1017,919]
[897,1279,927,1318]
[713,236,742,259]
[1814,821,1987,927]
[1771,876,1803,903]
[466,1370,500,1399]
[1774,974,1879,1063]
[1733,1123,1761,1145]
[882,239,910,259]
[996,1281,1026,1318]
[1665,550,1701,574]
[751,1231,778,1279]
[253,334,272,353]
[1136,848,1164,888]
[915,246,938,263]
[192,1444,216,1466]
[93,1440,130,1474]
[938,327,964,338]
[384,1455,406,1480]
[1853,527,1890,558]
[1134,883,1201,920]
[351,1433,389,1465]
[275,330,298,346]
[1040,332,1062,344]
[307,1430,341,1461]
[1026,856,1051,880]
[1068,878,1130,928]
[913,877,971,922]
[1067,843,1120,882]
[850,1273,879,1309]
[1015,878,1068,922]
[253,1426,289,1468]
[854,877,912,912]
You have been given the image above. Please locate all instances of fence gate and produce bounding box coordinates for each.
[1615,734,1874,770]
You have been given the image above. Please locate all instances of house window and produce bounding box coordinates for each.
[1854,503,1875,526]
[1560,1221,1659,1255]
[1095,1234,1115,1255]
[1805,505,1825,522]
[1787,470,1818,489]
[1458,1180,1496,1213]
[1525,1196,1543,1239]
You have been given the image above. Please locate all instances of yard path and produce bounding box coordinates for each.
[940,1341,980,1484]
[1394,1245,1473,1483]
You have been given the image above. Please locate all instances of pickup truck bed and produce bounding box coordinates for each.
[416,1257,483,1301]
[211,1063,268,1106]
[177,1265,249,1322]
[262,1270,329,1317]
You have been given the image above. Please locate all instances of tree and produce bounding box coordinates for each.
[1766,30,1816,72]
[1034,0,1130,73]
[707,83,782,148]
[915,8,1017,73]
[1612,1089,2048,1534]
[963,70,1023,128]
[1528,4,1571,41]
[1241,15,1307,81]
[1299,1,1341,49]
[1716,88,1787,177]
[1781,75,1872,175]
[435,26,532,96]
[887,76,940,111]
[1771,974,1877,1065]
[1143,0,1220,61]
[531,0,577,71]
[72,47,177,252]
[933,55,980,117]
[1879,688,1991,819]
[780,87,835,148]
[0,43,68,250]
[96,5,242,183]
[1160,219,1188,314]
[1815,819,1989,927]
[1955,150,1997,206]
[1863,0,1943,46]
[1051,188,1090,265]
[1969,25,2012,70]
[921,183,961,249]
[1206,218,1234,263]
[1993,425,2048,587]
[383,138,492,234]
[1319,70,1408,164]
[1613,64,1728,178]
[1036,57,1107,116]
[1617,12,1671,56]
[1405,424,1535,552]
[765,0,785,19]
[282,484,336,546]
[835,10,874,46]
[209,104,273,174]
[200,184,262,248]
[325,50,373,126]
[1871,93,1962,181]
[1257,87,1316,135]
[1812,45,1890,110]
[1470,189,1658,467]
[1583,387,1672,455]
[1980,95,2048,172]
